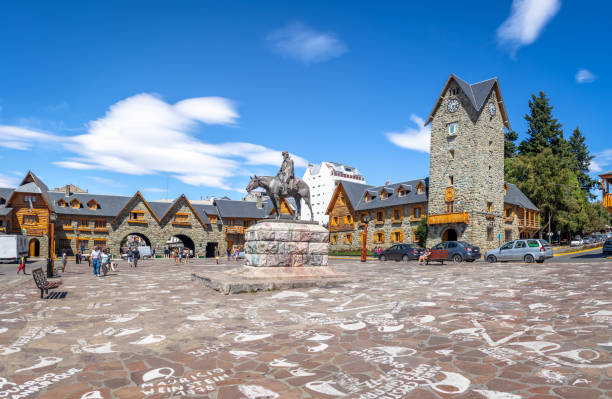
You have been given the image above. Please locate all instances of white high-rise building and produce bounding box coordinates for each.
[301,162,366,225]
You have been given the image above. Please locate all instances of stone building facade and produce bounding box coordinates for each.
[326,74,541,254]
[0,171,292,259]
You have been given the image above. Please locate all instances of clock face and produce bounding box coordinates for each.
[488,102,496,116]
[447,99,459,113]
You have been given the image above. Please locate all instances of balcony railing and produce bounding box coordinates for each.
[604,193,612,211]
[94,227,109,232]
[25,228,46,236]
[225,226,245,234]
[427,212,469,225]
[518,219,540,229]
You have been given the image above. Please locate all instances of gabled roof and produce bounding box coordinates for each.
[600,170,612,178]
[504,183,539,211]
[48,191,131,217]
[325,180,374,215]
[356,178,429,211]
[192,204,218,224]
[111,191,160,224]
[425,74,510,129]
[157,194,209,226]
[0,188,14,203]
[8,171,53,210]
[0,208,12,216]
[214,198,269,219]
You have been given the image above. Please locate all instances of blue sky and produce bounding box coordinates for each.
[0,0,610,200]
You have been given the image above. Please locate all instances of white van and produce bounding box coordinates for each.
[0,235,28,263]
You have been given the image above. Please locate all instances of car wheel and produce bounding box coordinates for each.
[380,255,386,262]
[402,255,409,262]
[453,254,463,263]
[487,255,497,263]
[466,259,475,262]
[524,254,534,263]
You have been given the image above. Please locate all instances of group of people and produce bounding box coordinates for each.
[89,246,114,276]
[171,247,192,264]
[372,246,384,258]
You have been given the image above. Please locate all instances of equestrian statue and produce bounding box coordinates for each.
[246,151,314,221]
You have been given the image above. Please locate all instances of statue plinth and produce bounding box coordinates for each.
[245,219,328,267]
[192,220,351,294]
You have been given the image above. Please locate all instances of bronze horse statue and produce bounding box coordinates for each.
[246,175,314,221]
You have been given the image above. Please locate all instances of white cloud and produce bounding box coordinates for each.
[143,187,166,193]
[0,173,19,187]
[385,115,431,153]
[267,22,347,64]
[589,160,602,173]
[592,149,612,174]
[496,0,561,56]
[2,93,308,191]
[576,68,596,84]
[88,176,124,187]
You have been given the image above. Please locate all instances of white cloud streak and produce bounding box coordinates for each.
[267,22,347,64]
[496,0,561,56]
[2,93,308,191]
[589,160,602,173]
[143,187,166,193]
[592,149,612,174]
[385,115,431,153]
[0,173,19,187]
[576,68,596,84]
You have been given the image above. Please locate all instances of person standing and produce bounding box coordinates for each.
[75,251,80,264]
[214,245,219,265]
[133,247,140,268]
[226,248,231,261]
[127,248,134,268]
[100,248,109,276]
[61,252,67,272]
[91,246,101,277]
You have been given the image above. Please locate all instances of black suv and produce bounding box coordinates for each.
[379,244,424,262]
[430,241,481,263]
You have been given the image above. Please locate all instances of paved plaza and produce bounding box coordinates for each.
[0,258,611,398]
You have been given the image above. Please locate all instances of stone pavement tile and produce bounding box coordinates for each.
[36,382,93,399]
[553,386,605,399]
[113,386,146,399]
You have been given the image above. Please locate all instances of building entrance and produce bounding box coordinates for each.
[29,238,40,257]
[205,242,218,258]
[442,228,458,242]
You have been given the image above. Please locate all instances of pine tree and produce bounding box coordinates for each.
[518,92,567,156]
[504,130,518,158]
[568,126,596,196]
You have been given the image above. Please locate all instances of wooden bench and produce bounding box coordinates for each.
[32,268,62,299]
[426,249,449,265]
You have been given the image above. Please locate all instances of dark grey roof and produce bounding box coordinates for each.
[0,207,12,216]
[354,178,429,211]
[48,191,131,217]
[214,199,269,219]
[14,182,42,193]
[0,188,13,205]
[505,183,539,211]
[202,204,218,215]
[148,201,172,219]
[340,181,374,210]
[191,204,212,225]
[451,74,497,112]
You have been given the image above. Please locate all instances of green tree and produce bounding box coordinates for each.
[504,130,518,158]
[568,126,597,196]
[584,202,612,234]
[415,217,427,248]
[518,92,568,157]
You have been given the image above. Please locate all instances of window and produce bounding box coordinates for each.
[343,234,353,244]
[392,208,403,222]
[500,242,513,250]
[23,195,36,203]
[487,226,494,241]
[376,210,384,223]
[412,228,418,242]
[22,214,38,224]
[57,199,67,207]
[487,202,493,213]
[416,182,425,195]
[94,220,106,229]
[208,215,218,224]
[391,230,403,243]
[70,199,82,208]
[130,211,145,221]
[61,218,72,229]
[174,213,189,224]
[412,207,422,219]
[58,239,71,249]
[76,218,88,227]
[450,150,455,159]
[515,241,526,249]
[94,239,107,248]
[447,122,458,136]
[449,176,454,186]
[77,238,89,250]
[398,188,408,197]
[330,234,338,245]
[446,201,454,213]
[449,87,459,96]
[344,215,353,224]
[359,212,369,224]
[504,183,508,195]
[374,231,385,243]
[338,195,345,205]
[332,216,339,226]
[505,230,512,241]
[87,200,100,210]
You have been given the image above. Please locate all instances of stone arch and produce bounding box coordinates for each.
[165,234,195,256]
[29,238,40,257]
[120,232,151,249]
[441,228,458,242]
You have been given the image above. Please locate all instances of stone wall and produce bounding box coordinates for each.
[427,80,506,253]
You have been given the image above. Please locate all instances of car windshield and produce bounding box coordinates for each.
[538,239,551,247]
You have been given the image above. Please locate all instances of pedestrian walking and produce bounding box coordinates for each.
[215,245,219,265]
[75,251,80,264]
[17,256,27,275]
[61,252,67,272]
[178,249,183,264]
[91,246,101,277]
[133,247,140,268]
[152,248,156,258]
[127,248,134,268]
[227,248,231,261]
[100,248,109,276]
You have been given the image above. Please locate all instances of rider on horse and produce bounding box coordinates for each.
[277,151,295,195]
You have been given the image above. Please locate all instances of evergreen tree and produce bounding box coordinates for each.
[415,217,428,248]
[504,130,518,158]
[568,126,596,196]
[518,92,567,157]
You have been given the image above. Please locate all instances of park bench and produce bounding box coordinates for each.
[32,268,62,299]
[426,249,449,265]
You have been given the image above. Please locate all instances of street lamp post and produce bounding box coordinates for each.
[361,215,370,262]
[47,212,57,277]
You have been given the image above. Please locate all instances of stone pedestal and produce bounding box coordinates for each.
[244,219,328,267]
[192,219,351,294]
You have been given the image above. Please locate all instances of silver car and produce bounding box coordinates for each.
[485,239,553,264]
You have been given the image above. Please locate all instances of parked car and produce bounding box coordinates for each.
[603,240,612,256]
[570,236,583,247]
[485,239,553,263]
[429,241,481,263]
[379,244,424,262]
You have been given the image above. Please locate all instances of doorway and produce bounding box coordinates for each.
[205,242,218,258]
[442,228,458,242]
[29,238,40,257]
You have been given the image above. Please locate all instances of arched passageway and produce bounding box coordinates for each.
[120,233,151,250]
[165,234,195,256]
[442,228,458,242]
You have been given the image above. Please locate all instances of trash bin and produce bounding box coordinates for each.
[46,258,53,277]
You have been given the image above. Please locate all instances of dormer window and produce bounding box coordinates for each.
[57,199,68,207]
[70,199,82,209]
[504,183,508,195]
[381,191,388,200]
[416,182,425,195]
[87,200,100,210]
[447,122,458,136]
[449,87,459,96]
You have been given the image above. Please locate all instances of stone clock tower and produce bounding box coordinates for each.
[425,74,510,253]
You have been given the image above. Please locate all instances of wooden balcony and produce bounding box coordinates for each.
[427,212,469,225]
[128,220,147,225]
[518,219,540,229]
[62,225,74,230]
[24,228,46,236]
[94,227,109,233]
[172,222,191,227]
[77,227,91,232]
[410,216,424,222]
[225,226,245,234]
[504,216,514,224]
[604,193,612,213]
